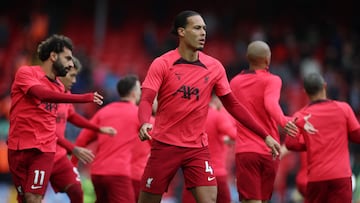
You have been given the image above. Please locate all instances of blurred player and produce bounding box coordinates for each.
[7,34,103,203]
[138,11,281,203]
[50,56,116,203]
[285,72,360,203]
[74,74,141,203]
[229,40,297,203]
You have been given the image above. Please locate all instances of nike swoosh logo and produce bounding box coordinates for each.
[31,185,42,189]
[207,177,215,181]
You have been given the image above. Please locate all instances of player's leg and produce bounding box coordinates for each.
[8,149,55,203]
[182,146,217,203]
[138,140,183,203]
[260,154,279,203]
[327,177,352,203]
[235,152,263,203]
[50,156,83,203]
[216,175,231,203]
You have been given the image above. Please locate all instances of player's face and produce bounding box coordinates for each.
[183,15,206,51]
[53,47,73,77]
[59,67,79,91]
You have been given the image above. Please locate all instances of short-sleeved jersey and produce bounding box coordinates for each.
[294,100,360,182]
[8,66,65,152]
[142,49,231,148]
[230,69,286,155]
[206,107,236,176]
[76,101,139,176]
[54,101,75,162]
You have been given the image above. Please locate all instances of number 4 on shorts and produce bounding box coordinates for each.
[205,161,213,175]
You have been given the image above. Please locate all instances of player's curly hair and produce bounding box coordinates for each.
[37,34,73,62]
[171,10,201,36]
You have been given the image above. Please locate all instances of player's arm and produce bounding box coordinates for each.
[28,85,103,105]
[264,78,298,136]
[219,92,280,156]
[67,110,117,136]
[57,136,94,164]
[284,134,306,151]
[349,128,360,143]
[138,87,156,141]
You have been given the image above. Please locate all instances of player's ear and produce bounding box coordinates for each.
[50,52,58,62]
[178,27,185,37]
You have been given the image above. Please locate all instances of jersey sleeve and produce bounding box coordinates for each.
[14,66,43,94]
[343,102,360,132]
[141,57,166,92]
[264,76,288,127]
[213,61,231,97]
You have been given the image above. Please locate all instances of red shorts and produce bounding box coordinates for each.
[235,152,279,201]
[50,155,81,193]
[306,177,352,203]
[8,148,55,200]
[91,174,135,203]
[141,140,217,194]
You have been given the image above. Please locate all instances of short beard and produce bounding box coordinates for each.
[196,47,204,51]
[53,58,68,77]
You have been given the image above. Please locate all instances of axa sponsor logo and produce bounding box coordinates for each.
[172,85,200,100]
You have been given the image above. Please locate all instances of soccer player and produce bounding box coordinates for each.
[74,74,141,203]
[284,72,360,203]
[137,11,284,203]
[50,56,117,203]
[229,40,297,203]
[182,94,236,203]
[7,34,103,203]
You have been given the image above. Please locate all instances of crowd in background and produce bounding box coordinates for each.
[1,0,360,202]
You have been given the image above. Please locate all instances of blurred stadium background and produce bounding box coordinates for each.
[0,0,360,202]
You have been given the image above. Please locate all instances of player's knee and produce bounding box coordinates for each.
[24,192,43,203]
[66,183,84,203]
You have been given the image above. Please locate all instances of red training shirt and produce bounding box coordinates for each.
[8,66,65,152]
[230,69,288,155]
[141,49,231,148]
[294,100,360,182]
[75,101,139,176]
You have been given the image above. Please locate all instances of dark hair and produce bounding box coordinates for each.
[116,74,139,97]
[72,56,82,72]
[37,34,73,61]
[303,72,325,96]
[171,10,201,36]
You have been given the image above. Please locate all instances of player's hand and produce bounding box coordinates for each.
[139,123,153,141]
[99,126,117,136]
[93,92,104,105]
[72,146,95,164]
[265,135,281,159]
[284,119,298,137]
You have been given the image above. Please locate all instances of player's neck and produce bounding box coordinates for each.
[178,45,199,62]
[41,62,56,80]
[309,91,327,102]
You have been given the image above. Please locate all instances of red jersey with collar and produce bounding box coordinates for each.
[142,49,231,148]
[54,101,75,162]
[8,66,64,152]
[207,107,236,176]
[294,100,360,181]
[75,101,139,176]
[230,69,287,155]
